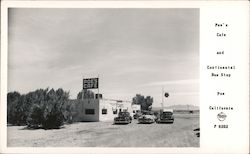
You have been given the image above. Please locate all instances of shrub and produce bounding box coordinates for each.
[26,104,44,129]
[42,105,65,129]
[8,88,69,129]
[7,92,28,125]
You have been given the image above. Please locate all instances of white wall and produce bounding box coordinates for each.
[99,100,117,121]
[99,99,133,121]
[74,99,99,122]
[132,104,141,114]
[72,99,133,122]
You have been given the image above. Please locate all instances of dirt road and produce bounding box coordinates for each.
[8,114,199,147]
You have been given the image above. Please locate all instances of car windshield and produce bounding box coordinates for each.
[119,112,129,117]
[161,112,173,118]
[163,112,173,115]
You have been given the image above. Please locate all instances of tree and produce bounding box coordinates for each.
[7,91,32,125]
[40,88,69,129]
[26,104,44,128]
[23,88,49,125]
[132,94,153,111]
[145,96,153,110]
[7,91,22,125]
[77,90,95,99]
[7,88,70,129]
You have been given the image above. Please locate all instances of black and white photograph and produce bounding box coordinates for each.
[6,8,200,147]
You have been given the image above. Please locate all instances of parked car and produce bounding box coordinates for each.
[114,111,132,124]
[138,114,155,124]
[156,109,174,123]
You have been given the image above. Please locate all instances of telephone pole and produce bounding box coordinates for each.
[162,86,164,109]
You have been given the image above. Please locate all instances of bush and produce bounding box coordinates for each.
[7,92,28,125]
[26,104,44,128]
[42,106,65,129]
[27,102,66,129]
[8,88,69,129]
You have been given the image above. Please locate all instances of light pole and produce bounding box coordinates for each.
[162,86,169,110]
[161,86,164,109]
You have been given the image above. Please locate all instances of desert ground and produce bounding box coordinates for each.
[8,113,199,147]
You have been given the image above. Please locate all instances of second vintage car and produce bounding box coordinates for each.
[138,113,156,124]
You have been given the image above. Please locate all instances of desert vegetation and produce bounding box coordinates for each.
[7,88,71,129]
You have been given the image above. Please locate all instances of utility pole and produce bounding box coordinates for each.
[82,76,84,115]
[82,76,84,100]
[162,86,164,109]
[97,74,99,100]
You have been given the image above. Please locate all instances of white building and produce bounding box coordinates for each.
[72,98,140,122]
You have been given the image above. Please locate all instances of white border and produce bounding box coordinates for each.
[1,1,249,154]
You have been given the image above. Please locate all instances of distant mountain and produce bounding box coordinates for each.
[152,104,199,111]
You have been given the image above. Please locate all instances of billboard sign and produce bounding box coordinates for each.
[83,78,99,89]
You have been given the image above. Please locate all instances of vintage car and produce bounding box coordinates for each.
[156,109,174,123]
[114,111,132,124]
[138,114,155,124]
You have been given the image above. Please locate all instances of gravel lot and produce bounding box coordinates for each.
[8,114,199,147]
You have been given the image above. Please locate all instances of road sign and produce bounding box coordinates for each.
[83,78,99,89]
[164,92,169,97]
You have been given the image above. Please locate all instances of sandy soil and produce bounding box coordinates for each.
[7,114,199,147]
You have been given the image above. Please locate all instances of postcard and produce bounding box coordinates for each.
[0,1,249,153]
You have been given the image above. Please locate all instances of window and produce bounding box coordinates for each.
[102,109,107,114]
[85,109,95,115]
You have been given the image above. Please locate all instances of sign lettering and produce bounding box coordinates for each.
[83,78,99,89]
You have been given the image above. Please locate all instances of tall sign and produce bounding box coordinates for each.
[83,78,99,89]
[82,77,100,100]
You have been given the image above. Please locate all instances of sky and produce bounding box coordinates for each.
[8,8,199,107]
